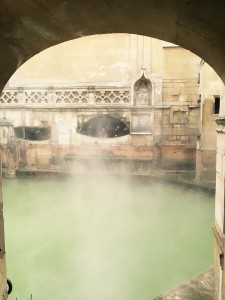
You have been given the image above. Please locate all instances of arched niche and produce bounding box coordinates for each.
[133,74,152,106]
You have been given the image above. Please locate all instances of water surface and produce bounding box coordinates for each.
[3,176,214,300]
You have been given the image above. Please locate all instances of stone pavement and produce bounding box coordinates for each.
[153,269,214,300]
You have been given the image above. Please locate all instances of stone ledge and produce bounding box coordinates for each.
[216,117,225,125]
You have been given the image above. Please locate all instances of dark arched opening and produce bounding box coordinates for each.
[78,115,130,138]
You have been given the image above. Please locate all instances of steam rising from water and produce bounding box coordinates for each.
[3,176,213,299]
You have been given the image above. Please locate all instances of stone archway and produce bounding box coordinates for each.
[1,0,225,90]
[1,1,225,299]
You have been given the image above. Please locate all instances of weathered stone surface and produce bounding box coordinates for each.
[153,269,214,300]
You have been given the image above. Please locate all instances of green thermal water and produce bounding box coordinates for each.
[3,176,214,300]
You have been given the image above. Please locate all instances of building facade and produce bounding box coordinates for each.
[0,34,222,178]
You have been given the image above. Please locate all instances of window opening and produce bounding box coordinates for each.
[214,97,220,114]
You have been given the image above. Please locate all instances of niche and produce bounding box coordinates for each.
[14,126,51,141]
[134,74,152,106]
[78,115,130,138]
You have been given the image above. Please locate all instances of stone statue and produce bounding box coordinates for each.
[134,74,151,106]
[136,81,149,105]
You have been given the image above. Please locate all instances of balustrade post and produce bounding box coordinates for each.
[17,87,25,105]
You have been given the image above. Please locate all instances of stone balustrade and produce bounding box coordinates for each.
[0,87,131,107]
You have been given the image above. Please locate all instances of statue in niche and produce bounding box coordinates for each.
[134,74,152,106]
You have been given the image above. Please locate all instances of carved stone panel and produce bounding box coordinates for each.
[131,113,151,133]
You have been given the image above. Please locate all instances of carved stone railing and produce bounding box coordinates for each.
[95,89,130,105]
[0,87,131,107]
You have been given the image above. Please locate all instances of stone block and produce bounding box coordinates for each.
[166,135,177,141]
[179,95,188,102]
[181,135,188,141]
[131,134,153,146]
[172,127,186,135]
[175,82,185,87]
[184,82,199,87]
[171,87,182,95]
[187,94,199,102]
[188,136,198,143]
[186,128,199,135]
[154,93,162,105]
[173,140,183,145]
[153,128,161,136]
[189,108,200,116]
[181,86,199,95]
[163,83,174,88]
[188,115,199,125]
[162,87,171,95]
[162,115,169,125]
[154,110,162,119]
[162,109,170,116]
[189,124,199,128]
[162,127,172,135]
[163,95,179,102]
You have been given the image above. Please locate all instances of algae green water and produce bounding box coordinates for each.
[3,176,214,300]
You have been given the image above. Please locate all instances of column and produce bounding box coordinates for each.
[0,152,8,300]
[214,116,225,299]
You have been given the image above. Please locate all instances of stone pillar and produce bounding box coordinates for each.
[214,117,225,299]
[17,87,25,105]
[47,87,56,105]
[0,153,8,299]
[88,86,95,105]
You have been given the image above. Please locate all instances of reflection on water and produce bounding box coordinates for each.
[3,176,214,300]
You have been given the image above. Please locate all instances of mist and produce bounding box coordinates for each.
[3,176,214,300]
